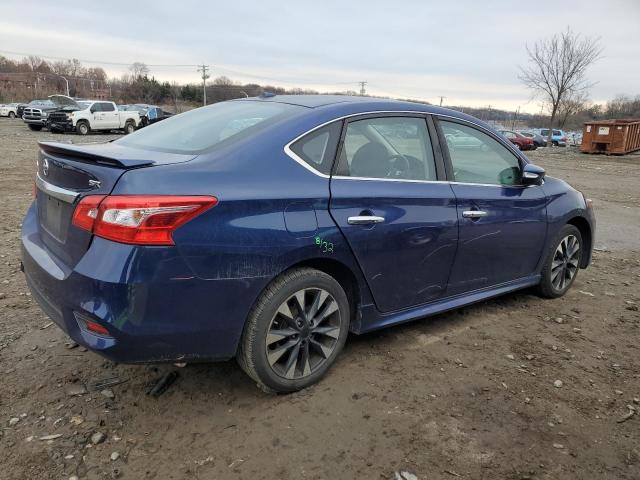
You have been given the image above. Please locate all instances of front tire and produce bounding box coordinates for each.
[76,121,90,135]
[8,112,15,118]
[537,225,583,298]
[28,124,43,131]
[238,268,350,393]
[124,121,136,134]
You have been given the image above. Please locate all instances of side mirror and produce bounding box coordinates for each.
[90,106,97,113]
[522,163,545,185]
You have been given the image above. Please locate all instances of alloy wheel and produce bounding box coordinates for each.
[551,234,580,291]
[266,288,341,379]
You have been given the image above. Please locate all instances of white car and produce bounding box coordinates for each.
[0,103,19,118]
[47,95,142,135]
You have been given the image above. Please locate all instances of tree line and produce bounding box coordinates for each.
[1,54,638,129]
[0,55,338,111]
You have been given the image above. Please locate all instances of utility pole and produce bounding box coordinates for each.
[197,64,210,106]
[358,81,367,96]
[59,75,69,96]
[511,106,520,130]
[439,96,446,107]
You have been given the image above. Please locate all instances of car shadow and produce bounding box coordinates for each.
[127,288,538,399]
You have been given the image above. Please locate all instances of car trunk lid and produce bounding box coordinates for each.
[35,142,197,267]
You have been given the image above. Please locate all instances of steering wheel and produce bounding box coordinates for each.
[387,154,411,178]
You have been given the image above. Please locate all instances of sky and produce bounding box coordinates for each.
[1,0,639,113]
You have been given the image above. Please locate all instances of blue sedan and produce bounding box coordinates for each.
[21,95,595,392]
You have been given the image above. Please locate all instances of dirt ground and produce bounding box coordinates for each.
[0,117,639,480]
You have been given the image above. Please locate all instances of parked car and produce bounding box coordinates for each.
[567,131,582,146]
[22,99,57,131]
[0,103,20,118]
[119,104,174,127]
[499,129,535,150]
[519,130,547,147]
[47,95,142,135]
[22,95,595,393]
[444,128,486,150]
[16,103,28,118]
[533,128,568,147]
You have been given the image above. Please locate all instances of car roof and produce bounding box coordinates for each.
[235,94,483,127]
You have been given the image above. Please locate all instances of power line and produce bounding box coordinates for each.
[358,81,367,96]
[0,49,197,67]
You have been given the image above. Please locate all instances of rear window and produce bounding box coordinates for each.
[116,101,304,154]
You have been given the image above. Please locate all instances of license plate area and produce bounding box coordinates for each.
[38,193,74,243]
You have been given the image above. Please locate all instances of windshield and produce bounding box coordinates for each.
[77,101,92,109]
[30,100,54,106]
[116,100,304,154]
[123,105,144,112]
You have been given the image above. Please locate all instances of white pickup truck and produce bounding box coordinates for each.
[0,103,19,118]
[47,95,142,135]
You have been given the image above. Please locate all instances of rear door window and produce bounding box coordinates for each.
[336,116,437,181]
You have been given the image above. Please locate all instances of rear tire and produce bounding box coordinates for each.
[76,121,90,135]
[28,124,42,131]
[238,268,350,393]
[537,224,583,299]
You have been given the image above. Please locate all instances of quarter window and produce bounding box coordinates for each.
[336,117,437,181]
[440,121,522,186]
[289,122,341,175]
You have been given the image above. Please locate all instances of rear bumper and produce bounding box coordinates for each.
[21,203,268,364]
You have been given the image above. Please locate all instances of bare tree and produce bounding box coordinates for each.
[557,91,589,129]
[170,81,181,113]
[212,75,234,86]
[129,62,149,79]
[520,28,602,145]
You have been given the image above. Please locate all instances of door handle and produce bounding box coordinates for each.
[347,215,385,225]
[462,210,488,219]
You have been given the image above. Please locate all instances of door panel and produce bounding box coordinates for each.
[329,115,457,313]
[437,118,548,295]
[100,104,119,128]
[446,184,547,295]
[330,180,458,312]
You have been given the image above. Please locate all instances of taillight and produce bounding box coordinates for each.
[72,195,217,245]
[72,195,105,231]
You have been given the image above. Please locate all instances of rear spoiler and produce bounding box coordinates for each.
[39,142,155,169]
